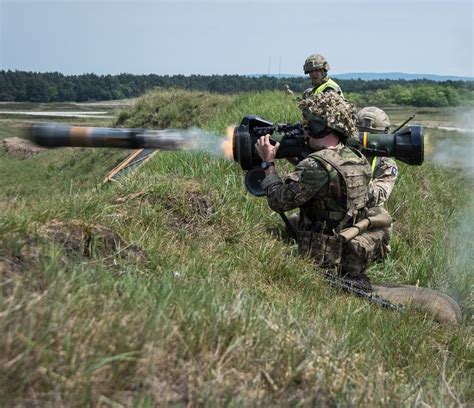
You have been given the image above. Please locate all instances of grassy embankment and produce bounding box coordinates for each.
[1,89,472,406]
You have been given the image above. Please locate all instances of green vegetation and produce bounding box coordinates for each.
[2,70,474,107]
[0,90,472,406]
[346,83,473,107]
[114,89,236,129]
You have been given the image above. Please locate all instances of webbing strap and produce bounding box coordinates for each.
[371,156,377,175]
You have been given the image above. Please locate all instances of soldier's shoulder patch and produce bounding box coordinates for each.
[391,167,398,177]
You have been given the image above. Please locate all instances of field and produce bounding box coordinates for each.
[0,91,473,406]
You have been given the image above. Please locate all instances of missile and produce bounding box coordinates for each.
[28,123,191,151]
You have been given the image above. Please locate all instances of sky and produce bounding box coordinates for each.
[1,0,473,77]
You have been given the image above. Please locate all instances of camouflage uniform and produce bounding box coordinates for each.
[367,156,398,208]
[261,93,387,282]
[303,55,343,98]
[286,54,343,101]
[262,145,378,277]
[356,107,399,258]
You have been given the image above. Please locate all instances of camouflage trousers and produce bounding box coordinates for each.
[289,211,391,277]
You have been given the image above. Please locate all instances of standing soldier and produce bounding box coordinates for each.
[356,106,398,258]
[285,54,344,99]
[255,92,388,290]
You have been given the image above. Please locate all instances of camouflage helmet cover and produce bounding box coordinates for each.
[304,54,330,74]
[299,92,357,141]
[356,106,391,133]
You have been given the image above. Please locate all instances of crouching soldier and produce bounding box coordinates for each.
[255,92,389,290]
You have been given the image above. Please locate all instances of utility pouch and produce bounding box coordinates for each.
[298,230,343,268]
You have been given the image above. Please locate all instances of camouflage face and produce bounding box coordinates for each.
[356,107,391,133]
[303,54,330,74]
[299,93,357,141]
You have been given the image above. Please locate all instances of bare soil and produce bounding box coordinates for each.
[1,137,47,159]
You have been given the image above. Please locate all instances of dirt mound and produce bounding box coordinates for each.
[38,219,146,262]
[2,137,47,159]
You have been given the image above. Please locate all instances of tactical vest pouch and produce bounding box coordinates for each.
[297,230,343,268]
[341,230,385,276]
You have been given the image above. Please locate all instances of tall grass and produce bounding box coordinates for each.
[1,90,472,406]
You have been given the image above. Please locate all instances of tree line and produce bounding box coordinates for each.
[1,70,473,107]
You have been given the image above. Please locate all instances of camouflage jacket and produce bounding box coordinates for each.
[261,144,371,231]
[367,156,398,207]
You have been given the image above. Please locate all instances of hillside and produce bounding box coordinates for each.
[0,90,472,406]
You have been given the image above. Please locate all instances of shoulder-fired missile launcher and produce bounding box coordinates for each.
[232,115,424,196]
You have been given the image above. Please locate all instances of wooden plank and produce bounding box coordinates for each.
[104,148,158,182]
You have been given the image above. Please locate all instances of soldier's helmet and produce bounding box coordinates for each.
[356,107,391,133]
[299,92,357,141]
[303,54,330,74]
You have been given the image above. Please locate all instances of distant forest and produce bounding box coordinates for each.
[1,70,473,107]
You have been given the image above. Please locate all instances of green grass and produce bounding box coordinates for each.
[0,91,473,406]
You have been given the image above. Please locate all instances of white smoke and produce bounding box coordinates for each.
[428,109,474,317]
[178,127,227,157]
[429,109,474,179]
[148,127,227,157]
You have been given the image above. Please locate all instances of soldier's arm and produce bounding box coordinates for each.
[261,157,329,213]
[368,157,398,207]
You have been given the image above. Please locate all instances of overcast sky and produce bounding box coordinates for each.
[1,0,473,76]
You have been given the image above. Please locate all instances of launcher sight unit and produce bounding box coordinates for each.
[232,115,424,196]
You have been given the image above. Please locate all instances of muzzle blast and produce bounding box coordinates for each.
[233,115,424,196]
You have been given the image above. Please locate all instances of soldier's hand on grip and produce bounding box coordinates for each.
[255,134,280,162]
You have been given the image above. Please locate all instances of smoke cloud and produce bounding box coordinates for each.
[429,109,474,179]
[174,127,229,158]
[428,109,474,317]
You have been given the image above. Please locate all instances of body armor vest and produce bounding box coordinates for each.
[300,146,371,229]
[296,146,372,271]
